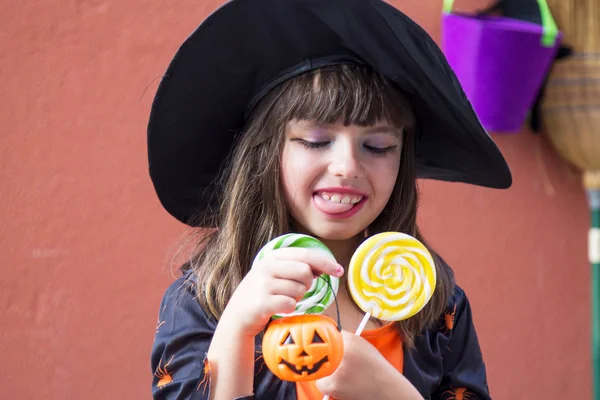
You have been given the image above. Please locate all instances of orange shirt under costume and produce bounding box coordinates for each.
[296,323,403,400]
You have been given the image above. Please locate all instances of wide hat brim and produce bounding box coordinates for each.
[148,0,512,226]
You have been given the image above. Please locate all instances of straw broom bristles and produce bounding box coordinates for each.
[547,0,600,51]
[542,0,600,175]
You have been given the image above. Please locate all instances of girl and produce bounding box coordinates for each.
[148,0,512,399]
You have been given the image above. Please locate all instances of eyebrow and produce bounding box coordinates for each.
[301,122,402,136]
[363,126,402,136]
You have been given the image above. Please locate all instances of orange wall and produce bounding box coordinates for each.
[0,0,591,398]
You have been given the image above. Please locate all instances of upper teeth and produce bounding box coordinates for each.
[319,192,363,204]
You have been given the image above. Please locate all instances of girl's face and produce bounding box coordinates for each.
[281,119,402,241]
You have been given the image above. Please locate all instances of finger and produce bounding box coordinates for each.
[266,247,344,277]
[267,295,298,316]
[265,260,314,288]
[268,278,308,302]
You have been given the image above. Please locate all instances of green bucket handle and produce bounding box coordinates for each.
[442,0,559,47]
[442,0,455,14]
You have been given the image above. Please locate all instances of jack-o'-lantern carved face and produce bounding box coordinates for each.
[262,315,344,381]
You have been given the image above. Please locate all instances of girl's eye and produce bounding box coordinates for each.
[364,144,397,154]
[293,139,330,149]
[291,138,396,153]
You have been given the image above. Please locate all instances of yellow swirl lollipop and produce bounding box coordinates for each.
[322,232,438,400]
[348,232,436,322]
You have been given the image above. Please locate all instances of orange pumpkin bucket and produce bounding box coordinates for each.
[262,314,343,382]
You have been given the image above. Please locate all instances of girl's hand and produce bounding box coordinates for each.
[316,331,424,400]
[221,247,344,337]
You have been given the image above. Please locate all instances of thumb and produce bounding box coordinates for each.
[315,375,335,396]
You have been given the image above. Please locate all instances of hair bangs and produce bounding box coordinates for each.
[278,64,414,130]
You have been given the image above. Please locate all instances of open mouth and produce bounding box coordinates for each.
[313,191,367,218]
[317,192,364,205]
[279,356,329,375]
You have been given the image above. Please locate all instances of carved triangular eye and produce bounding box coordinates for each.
[311,331,325,343]
[282,333,295,345]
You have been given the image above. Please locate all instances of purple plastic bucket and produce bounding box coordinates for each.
[442,14,562,133]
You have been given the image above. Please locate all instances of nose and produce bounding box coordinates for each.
[299,350,309,357]
[328,140,363,179]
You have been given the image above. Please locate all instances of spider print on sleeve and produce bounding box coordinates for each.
[196,350,260,394]
[155,355,175,389]
[255,346,266,376]
[444,304,457,333]
[197,357,212,394]
[442,387,475,400]
[438,304,457,352]
[154,304,168,342]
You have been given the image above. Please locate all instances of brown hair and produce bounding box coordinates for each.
[185,64,454,347]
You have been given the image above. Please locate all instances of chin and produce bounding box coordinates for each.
[308,226,364,242]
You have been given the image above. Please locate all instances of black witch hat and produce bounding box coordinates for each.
[148,0,512,226]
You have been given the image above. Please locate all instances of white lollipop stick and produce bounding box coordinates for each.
[322,309,372,400]
[354,309,372,336]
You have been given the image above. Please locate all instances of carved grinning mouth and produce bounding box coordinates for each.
[279,356,329,375]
